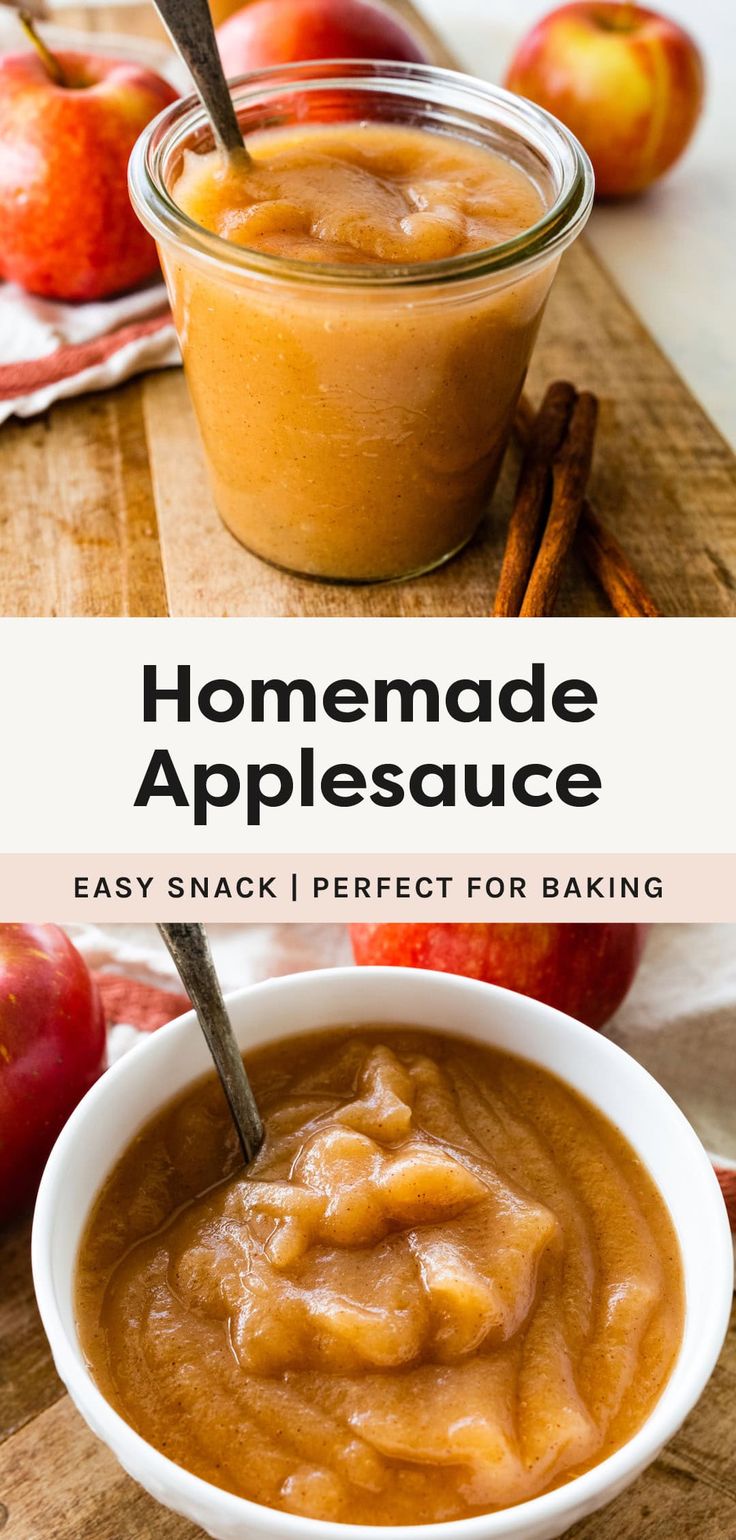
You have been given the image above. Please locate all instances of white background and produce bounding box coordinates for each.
[421,0,736,448]
[0,617,731,855]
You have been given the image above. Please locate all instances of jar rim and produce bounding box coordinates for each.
[129,60,594,290]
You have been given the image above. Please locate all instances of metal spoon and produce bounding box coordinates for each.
[151,0,250,161]
[158,923,263,1165]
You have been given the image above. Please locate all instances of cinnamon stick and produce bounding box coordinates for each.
[519,391,598,617]
[493,380,576,616]
[512,392,661,618]
[577,511,661,618]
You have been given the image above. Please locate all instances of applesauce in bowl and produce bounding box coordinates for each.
[129,64,593,583]
[76,1025,683,1525]
[35,967,731,1540]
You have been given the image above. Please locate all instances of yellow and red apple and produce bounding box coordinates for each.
[0,43,177,301]
[505,2,704,196]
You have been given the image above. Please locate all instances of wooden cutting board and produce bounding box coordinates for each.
[0,0,734,616]
[0,1204,734,1540]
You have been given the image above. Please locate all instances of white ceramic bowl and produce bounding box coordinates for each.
[33,966,733,1540]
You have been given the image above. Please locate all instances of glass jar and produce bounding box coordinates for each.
[130,62,593,583]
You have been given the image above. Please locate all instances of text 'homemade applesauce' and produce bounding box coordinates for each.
[76,1028,683,1525]
[164,119,555,581]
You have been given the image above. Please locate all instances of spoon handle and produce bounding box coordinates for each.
[151,0,247,159]
[157,923,264,1164]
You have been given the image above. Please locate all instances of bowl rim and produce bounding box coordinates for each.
[32,964,734,1540]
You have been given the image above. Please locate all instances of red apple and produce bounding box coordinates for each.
[0,925,106,1224]
[350,923,646,1029]
[217,0,430,76]
[0,31,178,301]
[505,2,704,197]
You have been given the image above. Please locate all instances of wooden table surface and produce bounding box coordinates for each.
[1,1,735,617]
[0,1205,734,1539]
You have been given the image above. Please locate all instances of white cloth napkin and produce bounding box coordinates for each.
[0,15,185,422]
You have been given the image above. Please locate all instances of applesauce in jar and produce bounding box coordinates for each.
[77,1027,683,1525]
[130,68,593,583]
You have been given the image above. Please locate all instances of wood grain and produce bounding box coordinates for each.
[0,384,166,617]
[0,1399,194,1539]
[0,1,734,616]
[0,1201,733,1539]
[0,1216,63,1447]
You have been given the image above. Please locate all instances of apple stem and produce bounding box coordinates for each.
[595,3,638,33]
[18,10,68,87]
